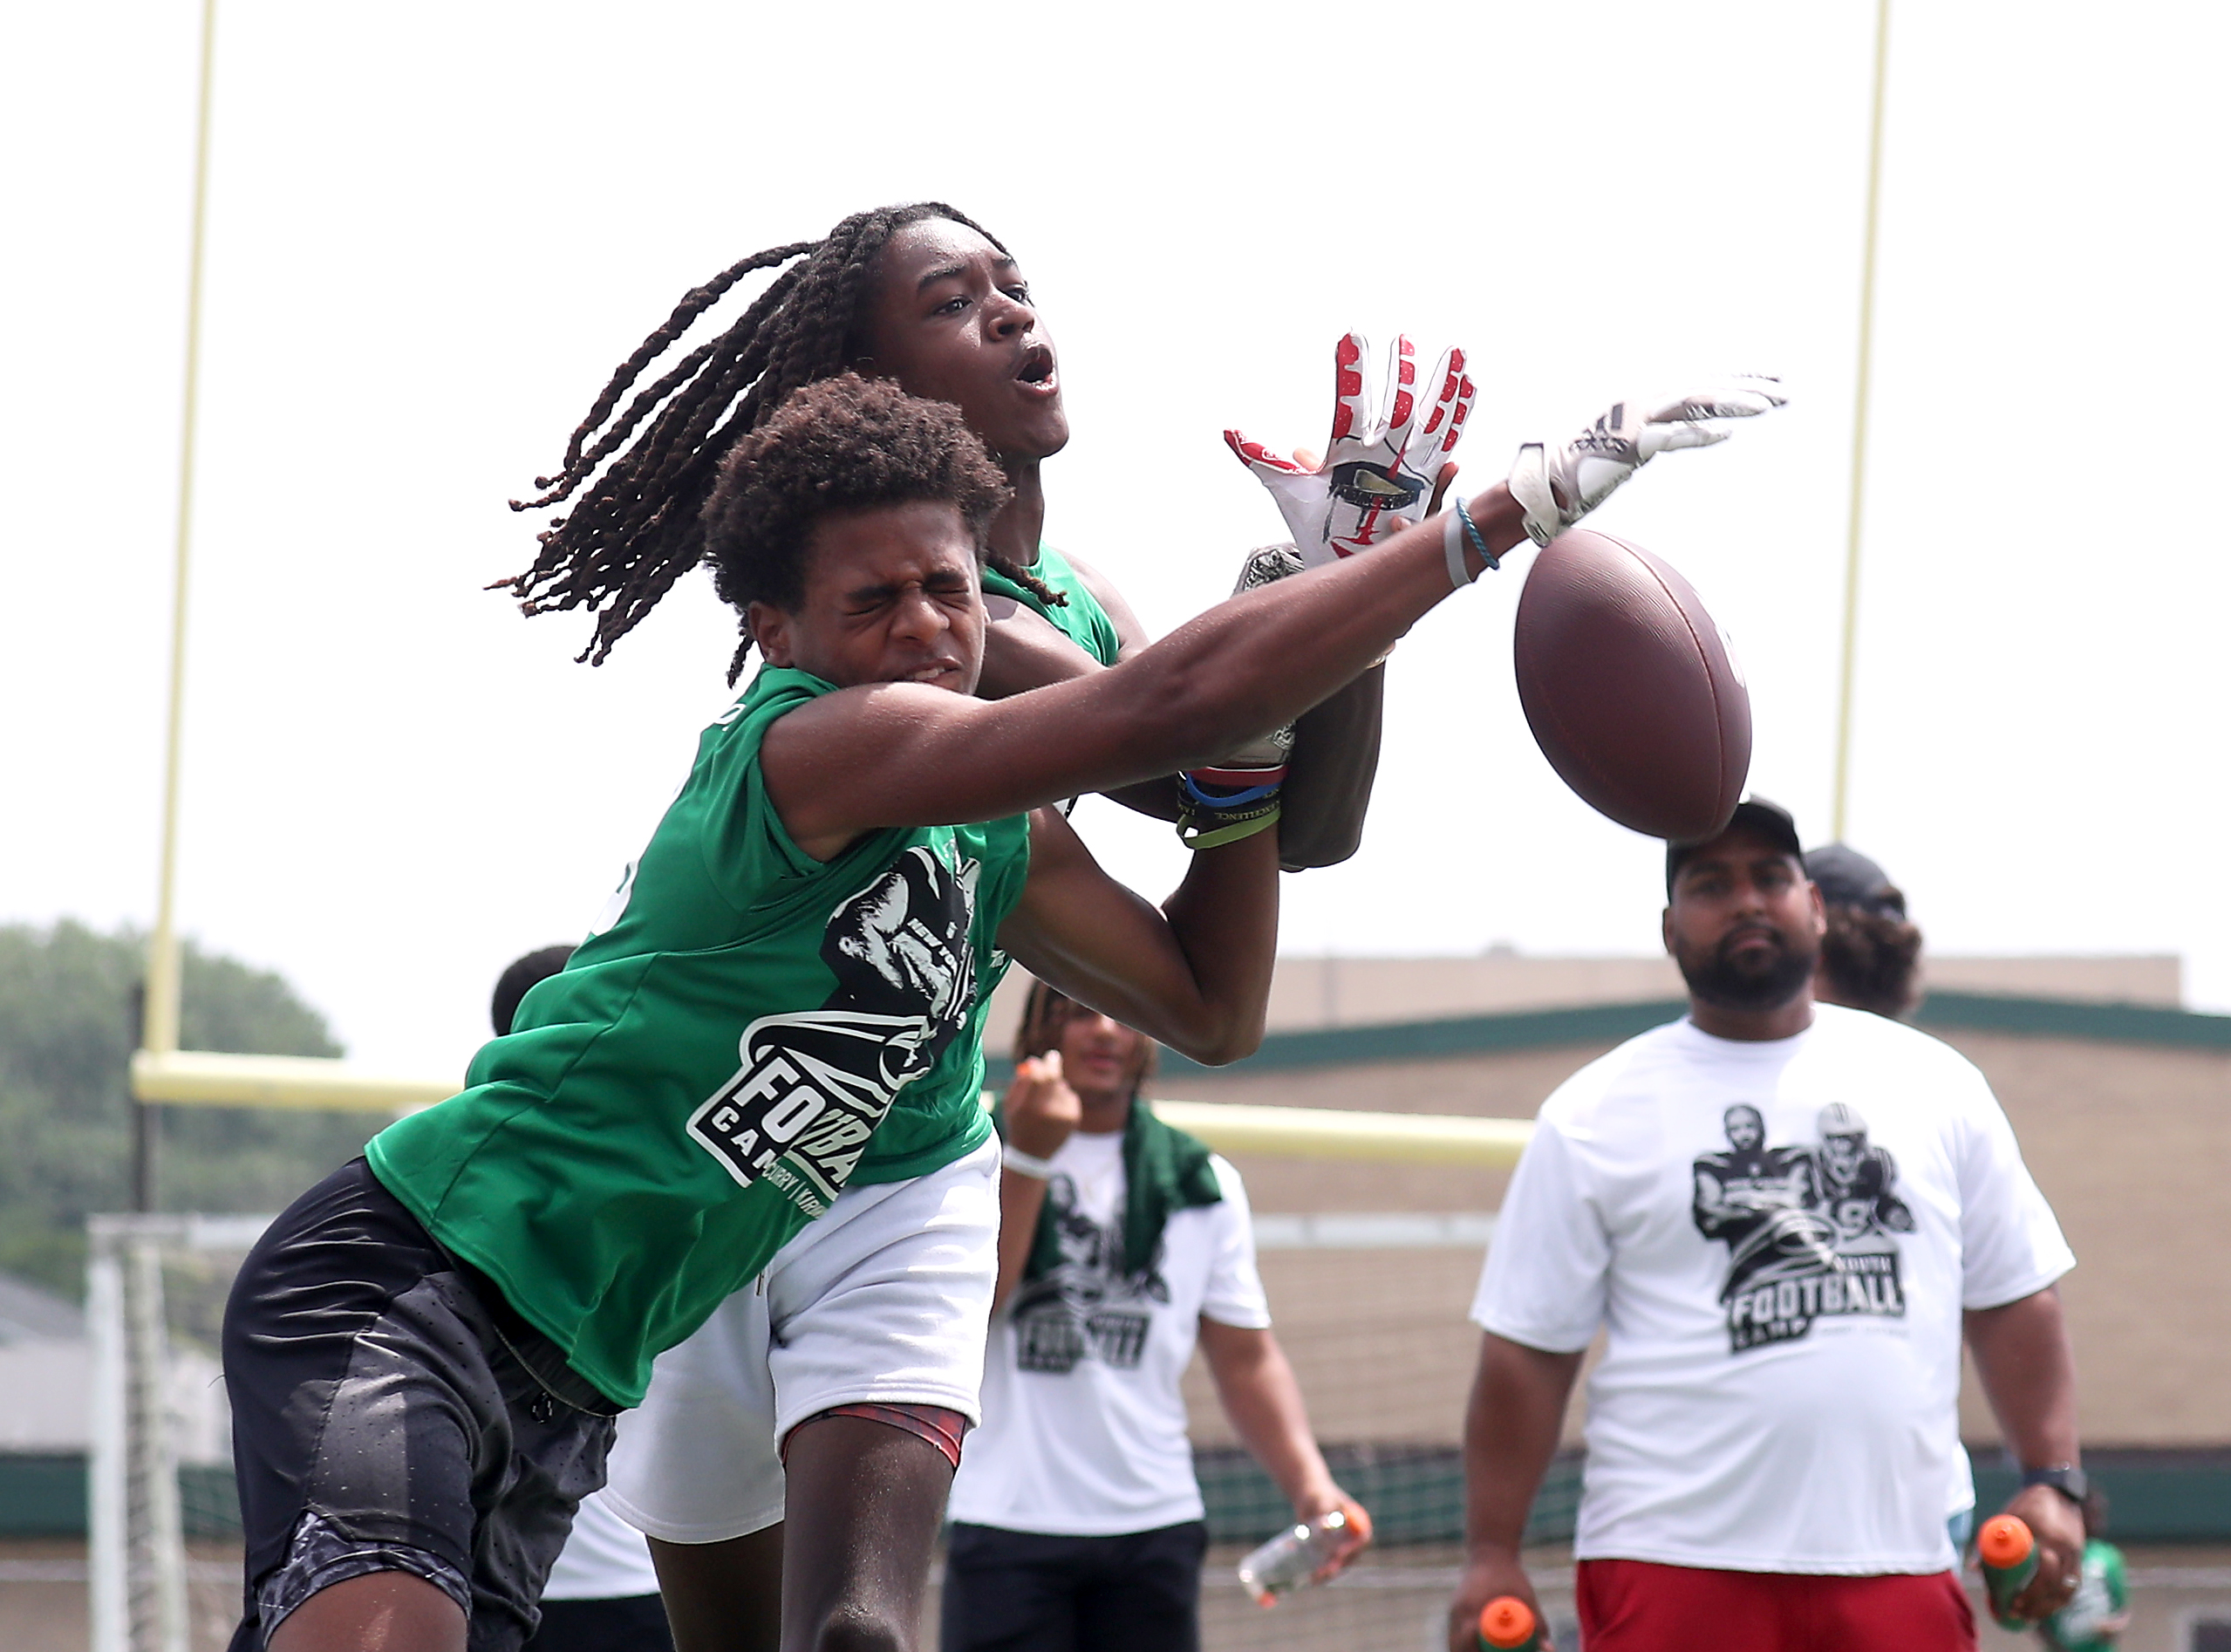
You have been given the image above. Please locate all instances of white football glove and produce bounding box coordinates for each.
[1507,376,1786,546]
[1205,545,1305,774]
[1225,333,1475,566]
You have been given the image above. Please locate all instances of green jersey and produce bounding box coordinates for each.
[368,666,1027,1406]
[981,543,1122,667]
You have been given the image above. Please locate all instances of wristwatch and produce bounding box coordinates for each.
[2021,1465,2091,1505]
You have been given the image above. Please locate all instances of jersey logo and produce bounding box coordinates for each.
[687,845,979,1216]
[1692,1102,1914,1353]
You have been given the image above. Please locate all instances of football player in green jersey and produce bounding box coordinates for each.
[225,352,1777,1651]
[498,200,1408,866]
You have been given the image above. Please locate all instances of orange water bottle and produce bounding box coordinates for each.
[1477,1596,1544,1651]
[1978,1513,2039,1629]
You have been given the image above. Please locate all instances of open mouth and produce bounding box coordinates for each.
[1014,343,1057,393]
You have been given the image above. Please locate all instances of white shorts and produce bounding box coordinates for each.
[600,1138,999,1545]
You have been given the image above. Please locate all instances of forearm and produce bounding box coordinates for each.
[976,609,1104,700]
[1001,809,1278,1066]
[1155,829,1279,1062]
[1463,1334,1584,1555]
[1201,1324,1338,1512]
[1967,1286,2088,1621]
[772,488,1525,837]
[1965,1286,2081,1468]
[1110,487,1517,779]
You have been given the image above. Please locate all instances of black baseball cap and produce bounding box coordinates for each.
[1665,797,1804,897]
[1804,843,1907,919]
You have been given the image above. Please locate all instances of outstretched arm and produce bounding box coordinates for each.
[996,804,1278,1066]
[763,379,1779,851]
[764,487,1526,850]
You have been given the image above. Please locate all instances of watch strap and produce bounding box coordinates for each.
[2020,1465,2091,1505]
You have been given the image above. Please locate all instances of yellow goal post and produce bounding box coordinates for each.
[128,1049,1532,1166]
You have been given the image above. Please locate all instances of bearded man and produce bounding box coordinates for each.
[1446,799,2089,1652]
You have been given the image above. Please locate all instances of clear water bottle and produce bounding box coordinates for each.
[1236,1509,1352,1607]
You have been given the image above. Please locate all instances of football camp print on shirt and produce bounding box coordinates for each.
[687,844,981,1217]
[1008,1186,1169,1375]
[1690,1102,1916,1352]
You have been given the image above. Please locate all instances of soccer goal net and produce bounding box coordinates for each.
[85,1213,267,1652]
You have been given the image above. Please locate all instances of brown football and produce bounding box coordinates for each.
[1512,529,1750,842]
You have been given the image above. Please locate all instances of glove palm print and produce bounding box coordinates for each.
[1225,333,1475,565]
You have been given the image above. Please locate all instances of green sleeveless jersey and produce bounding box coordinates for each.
[367,667,1026,1406]
[980,543,1122,667]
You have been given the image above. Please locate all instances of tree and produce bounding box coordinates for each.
[0,919,375,1295]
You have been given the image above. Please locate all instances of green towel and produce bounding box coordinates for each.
[995,1098,1224,1281]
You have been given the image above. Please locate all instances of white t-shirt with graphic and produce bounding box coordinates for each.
[947,1130,1271,1536]
[1471,1004,2072,1576]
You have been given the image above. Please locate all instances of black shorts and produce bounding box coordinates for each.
[522,1594,673,1652]
[939,1520,1208,1652]
[222,1159,620,1652]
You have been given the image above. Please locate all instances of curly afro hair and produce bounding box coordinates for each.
[1818,900,1924,1020]
[700,373,1014,680]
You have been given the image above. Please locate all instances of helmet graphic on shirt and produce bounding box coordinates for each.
[1817,1102,1866,1141]
[1692,1100,1914,1354]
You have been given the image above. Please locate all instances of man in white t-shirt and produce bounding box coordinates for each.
[944,980,1370,1651]
[1450,799,2089,1652]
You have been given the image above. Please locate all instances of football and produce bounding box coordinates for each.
[1511,529,1751,842]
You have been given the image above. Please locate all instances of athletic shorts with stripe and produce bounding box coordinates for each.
[602,1137,1000,1544]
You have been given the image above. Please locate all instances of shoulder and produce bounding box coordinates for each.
[706,666,829,750]
[1811,1003,1993,1094]
[1535,1016,1693,1130]
[1045,545,1146,657]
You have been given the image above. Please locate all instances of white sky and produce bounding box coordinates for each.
[4,1,2226,1078]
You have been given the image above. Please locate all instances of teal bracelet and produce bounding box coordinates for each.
[1457,497,1500,572]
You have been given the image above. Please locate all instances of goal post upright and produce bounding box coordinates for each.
[143,0,222,1068]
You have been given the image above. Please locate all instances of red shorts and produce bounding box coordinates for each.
[1576,1559,1975,1652]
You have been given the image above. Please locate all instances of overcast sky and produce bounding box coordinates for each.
[4,1,2226,1078]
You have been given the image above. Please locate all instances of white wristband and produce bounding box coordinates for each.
[1001,1143,1058,1179]
[1443,509,1472,589]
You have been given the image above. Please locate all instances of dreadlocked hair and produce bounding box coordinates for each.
[1818,898,1925,1021]
[700,374,1012,681]
[496,201,1061,666]
[1013,978,1157,1094]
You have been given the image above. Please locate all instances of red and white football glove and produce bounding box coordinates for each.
[1225,334,1474,566]
[1507,377,1786,546]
